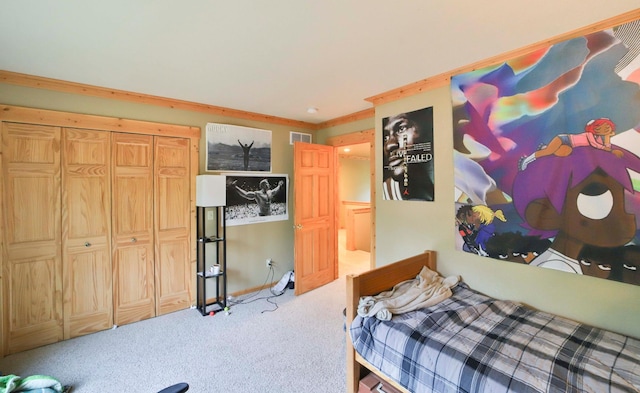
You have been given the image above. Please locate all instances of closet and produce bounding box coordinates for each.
[0,105,199,356]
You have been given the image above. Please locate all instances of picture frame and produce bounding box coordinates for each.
[205,122,272,172]
[224,173,288,226]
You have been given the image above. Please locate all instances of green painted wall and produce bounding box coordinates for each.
[339,156,370,203]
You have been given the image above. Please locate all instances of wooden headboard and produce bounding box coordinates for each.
[345,250,437,392]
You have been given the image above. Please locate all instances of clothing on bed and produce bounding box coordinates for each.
[351,283,640,393]
[357,266,459,321]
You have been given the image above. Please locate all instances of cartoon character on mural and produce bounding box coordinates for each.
[485,232,551,264]
[512,142,640,278]
[518,118,624,170]
[575,244,640,285]
[456,205,481,254]
[472,205,507,253]
[455,204,506,256]
[450,20,640,287]
[456,128,640,286]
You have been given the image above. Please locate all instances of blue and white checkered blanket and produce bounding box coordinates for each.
[350,283,640,393]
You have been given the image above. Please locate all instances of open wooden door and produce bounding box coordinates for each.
[293,142,337,295]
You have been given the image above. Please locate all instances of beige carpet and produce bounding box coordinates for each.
[0,230,370,393]
[0,276,350,392]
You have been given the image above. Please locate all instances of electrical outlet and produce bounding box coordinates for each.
[207,210,214,220]
[266,258,273,268]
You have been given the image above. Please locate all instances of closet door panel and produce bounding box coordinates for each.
[154,137,191,315]
[112,133,155,326]
[113,245,154,323]
[62,128,112,339]
[2,122,62,354]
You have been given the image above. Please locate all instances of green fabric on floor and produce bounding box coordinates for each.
[0,374,63,393]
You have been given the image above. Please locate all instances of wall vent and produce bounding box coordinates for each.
[290,132,312,145]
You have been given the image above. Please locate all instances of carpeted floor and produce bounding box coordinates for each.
[0,230,369,393]
[0,275,348,393]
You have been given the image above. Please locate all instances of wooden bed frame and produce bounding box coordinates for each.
[345,250,437,393]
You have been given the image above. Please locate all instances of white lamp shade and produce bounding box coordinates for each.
[196,175,227,206]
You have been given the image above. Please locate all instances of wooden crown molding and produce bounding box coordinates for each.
[0,104,200,139]
[326,128,374,146]
[366,7,640,106]
[0,70,318,131]
[0,68,375,131]
[315,108,375,129]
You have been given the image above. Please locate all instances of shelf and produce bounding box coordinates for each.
[196,205,227,317]
[201,301,225,314]
[197,271,224,278]
[198,236,224,243]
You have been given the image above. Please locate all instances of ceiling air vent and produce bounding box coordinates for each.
[290,132,312,145]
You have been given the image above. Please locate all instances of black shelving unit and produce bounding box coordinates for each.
[196,205,227,316]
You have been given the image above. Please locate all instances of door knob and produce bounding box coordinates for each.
[131,237,137,243]
[84,242,91,247]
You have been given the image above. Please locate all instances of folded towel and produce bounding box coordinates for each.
[357,266,459,320]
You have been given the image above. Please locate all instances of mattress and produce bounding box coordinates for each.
[350,283,640,393]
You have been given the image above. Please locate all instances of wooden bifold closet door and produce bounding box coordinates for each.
[2,125,113,353]
[2,122,63,354]
[153,136,191,316]
[1,107,197,355]
[111,133,191,326]
[112,133,155,326]
[62,128,113,339]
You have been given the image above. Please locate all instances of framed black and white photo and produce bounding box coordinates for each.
[381,106,435,201]
[224,174,288,226]
[206,123,272,172]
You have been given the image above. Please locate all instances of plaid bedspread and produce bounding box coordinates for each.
[350,283,640,393]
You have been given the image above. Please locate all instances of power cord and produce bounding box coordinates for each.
[227,264,287,313]
[226,265,274,305]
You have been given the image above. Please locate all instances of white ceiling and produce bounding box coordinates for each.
[1,1,638,124]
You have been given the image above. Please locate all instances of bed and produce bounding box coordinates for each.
[345,250,640,393]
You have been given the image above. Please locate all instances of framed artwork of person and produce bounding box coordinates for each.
[223,174,288,226]
[205,122,272,172]
[381,106,435,201]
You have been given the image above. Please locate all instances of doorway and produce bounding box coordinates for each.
[326,130,375,277]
